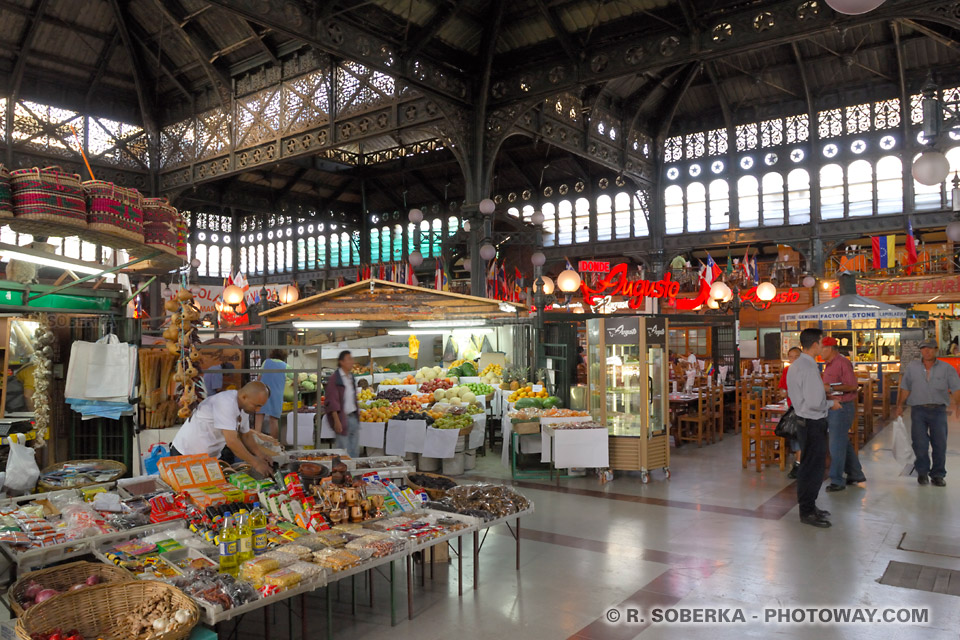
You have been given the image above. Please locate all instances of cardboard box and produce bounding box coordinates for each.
[513,420,540,435]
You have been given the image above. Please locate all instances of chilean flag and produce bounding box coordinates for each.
[905,219,919,273]
[706,254,722,283]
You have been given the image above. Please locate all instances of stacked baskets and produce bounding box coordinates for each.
[143,197,180,256]
[0,164,11,220]
[9,166,87,231]
[84,180,144,243]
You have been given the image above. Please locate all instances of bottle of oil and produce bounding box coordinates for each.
[251,502,268,556]
[218,512,239,575]
[236,509,254,563]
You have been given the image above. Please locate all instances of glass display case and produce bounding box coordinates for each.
[586,316,670,482]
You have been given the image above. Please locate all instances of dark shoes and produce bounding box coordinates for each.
[846,477,867,485]
[800,513,832,528]
[825,484,845,492]
[918,474,930,486]
[816,508,831,518]
[787,462,799,479]
[932,477,946,487]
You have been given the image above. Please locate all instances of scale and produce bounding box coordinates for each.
[0,415,35,437]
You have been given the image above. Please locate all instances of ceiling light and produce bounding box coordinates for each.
[912,149,950,186]
[409,319,487,328]
[292,321,361,328]
[479,198,496,215]
[0,243,116,280]
[557,269,582,293]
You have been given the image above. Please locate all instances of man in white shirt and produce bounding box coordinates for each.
[171,381,275,475]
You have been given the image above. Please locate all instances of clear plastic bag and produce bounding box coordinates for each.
[892,416,915,466]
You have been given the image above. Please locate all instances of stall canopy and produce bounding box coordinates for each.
[260,279,526,323]
[780,273,906,323]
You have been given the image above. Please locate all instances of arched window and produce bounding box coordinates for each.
[240,246,247,274]
[195,244,207,276]
[432,218,442,256]
[914,151,942,211]
[341,233,351,266]
[575,197,590,243]
[392,224,403,261]
[222,246,233,277]
[632,192,649,237]
[330,234,340,268]
[876,156,902,214]
[521,205,535,223]
[664,185,684,234]
[820,164,844,220]
[351,231,360,265]
[507,207,520,218]
[596,195,613,241]
[738,177,759,228]
[542,202,557,247]
[447,216,458,236]
[708,179,729,230]
[787,169,810,224]
[761,173,784,226]
[848,160,874,217]
[686,183,706,232]
[407,223,417,256]
[614,192,631,238]
[266,243,275,274]
[380,226,391,263]
[317,235,326,268]
[557,199,573,245]
[419,220,431,256]
[296,240,306,271]
[370,228,379,263]
[274,242,284,274]
[256,245,264,275]
[307,237,316,269]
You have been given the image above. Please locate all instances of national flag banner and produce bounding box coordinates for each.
[871,235,896,269]
[486,259,497,299]
[707,254,723,283]
[405,261,414,285]
[435,258,442,290]
[905,219,919,268]
[751,256,759,284]
[378,263,385,280]
[498,263,507,301]
[742,247,751,278]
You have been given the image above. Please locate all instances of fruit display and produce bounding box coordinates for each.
[432,386,476,406]
[394,397,423,413]
[508,407,587,419]
[358,387,375,402]
[379,377,404,385]
[28,631,87,640]
[433,414,472,430]
[414,366,445,383]
[394,410,434,424]
[464,382,494,397]
[507,385,548,404]
[551,420,606,429]
[447,361,477,378]
[360,399,390,409]
[413,394,435,405]
[376,388,411,402]
[163,288,203,418]
[464,404,484,415]
[385,362,413,373]
[360,404,400,422]
[419,378,454,393]
[480,363,502,385]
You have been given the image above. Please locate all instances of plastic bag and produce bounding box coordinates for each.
[3,434,39,492]
[892,415,915,467]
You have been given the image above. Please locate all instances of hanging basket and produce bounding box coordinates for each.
[0,164,12,219]
[9,166,87,229]
[83,180,145,244]
[142,197,179,256]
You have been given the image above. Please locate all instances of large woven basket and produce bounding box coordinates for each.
[84,180,145,243]
[16,580,199,640]
[175,213,187,259]
[0,164,11,219]
[142,197,179,256]
[8,560,132,617]
[38,458,127,491]
[10,166,87,229]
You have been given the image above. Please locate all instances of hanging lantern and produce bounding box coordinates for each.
[408,208,423,223]
[824,0,885,14]
[557,269,582,293]
[278,284,300,304]
[479,198,496,215]
[756,281,777,302]
[710,281,731,301]
[912,149,950,186]
[531,252,546,267]
[531,211,544,226]
[480,243,497,261]
[408,250,424,267]
[223,284,244,305]
[540,276,555,295]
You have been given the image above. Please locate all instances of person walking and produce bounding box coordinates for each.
[895,339,960,486]
[256,349,288,441]
[787,328,842,528]
[780,346,802,478]
[324,350,360,458]
[820,337,867,491]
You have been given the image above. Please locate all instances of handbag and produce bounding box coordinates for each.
[774,406,802,439]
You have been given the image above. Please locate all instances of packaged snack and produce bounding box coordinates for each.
[263,568,301,589]
[240,556,280,586]
[288,561,324,580]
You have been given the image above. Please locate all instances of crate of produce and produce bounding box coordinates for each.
[15,580,198,640]
[7,560,132,617]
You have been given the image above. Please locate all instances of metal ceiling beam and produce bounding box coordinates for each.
[125,20,194,102]
[0,0,110,40]
[501,151,543,188]
[110,0,157,132]
[806,39,894,83]
[369,178,403,210]
[623,65,686,140]
[487,0,956,108]
[411,169,446,202]
[900,18,960,52]
[317,177,358,211]
[704,61,733,132]
[656,62,700,142]
[276,167,308,199]
[9,0,51,102]
[201,0,470,105]
[405,0,467,59]
[150,0,233,107]
[790,42,813,117]
[241,20,280,67]
[534,0,579,63]
[85,31,122,106]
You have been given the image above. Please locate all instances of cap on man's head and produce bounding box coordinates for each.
[821,337,838,348]
[919,339,938,349]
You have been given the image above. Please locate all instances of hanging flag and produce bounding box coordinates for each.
[498,262,507,300]
[742,247,751,279]
[871,235,896,270]
[725,250,733,274]
[405,261,414,285]
[486,259,497,299]
[905,219,919,272]
[378,263,385,280]
[706,254,723,283]
[751,255,759,284]
[435,258,442,290]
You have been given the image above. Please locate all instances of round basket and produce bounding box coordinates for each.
[83,180,145,244]
[406,472,458,500]
[0,164,11,219]
[16,580,199,640]
[10,166,87,229]
[142,197,179,256]
[8,561,132,617]
[38,459,127,491]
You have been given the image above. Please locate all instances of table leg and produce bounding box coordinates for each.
[351,574,356,616]
[264,604,270,640]
[406,554,413,620]
[473,530,479,590]
[390,561,397,626]
[368,569,374,608]
[429,545,434,580]
[326,585,333,640]
[301,593,307,640]
[516,518,521,571]
[420,549,425,587]
[457,536,463,597]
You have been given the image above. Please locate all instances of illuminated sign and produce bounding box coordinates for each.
[581,263,699,309]
[739,287,801,310]
[579,260,611,273]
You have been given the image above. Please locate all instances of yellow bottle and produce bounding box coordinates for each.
[218,513,239,575]
[251,502,268,556]
[236,510,254,563]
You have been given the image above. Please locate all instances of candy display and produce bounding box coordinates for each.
[428,484,531,521]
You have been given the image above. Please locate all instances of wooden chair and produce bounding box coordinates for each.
[679,388,711,447]
[711,385,724,442]
[741,392,787,472]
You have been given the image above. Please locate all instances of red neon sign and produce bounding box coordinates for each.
[739,287,800,310]
[581,263,695,309]
[579,260,611,273]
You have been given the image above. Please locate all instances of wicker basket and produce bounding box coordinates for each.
[38,458,127,491]
[84,180,145,243]
[0,164,11,219]
[10,166,87,228]
[16,580,199,640]
[175,213,187,259]
[406,472,458,500]
[142,197,179,256]
[8,561,132,617]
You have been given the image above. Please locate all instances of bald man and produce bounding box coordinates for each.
[172,381,276,475]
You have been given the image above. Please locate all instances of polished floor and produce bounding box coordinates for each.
[272,415,960,640]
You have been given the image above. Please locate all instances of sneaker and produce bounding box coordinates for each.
[932,477,946,487]
[787,462,799,479]
[825,484,846,492]
[918,474,930,486]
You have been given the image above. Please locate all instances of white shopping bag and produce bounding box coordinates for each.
[4,435,39,492]
[892,416,915,467]
[85,335,134,398]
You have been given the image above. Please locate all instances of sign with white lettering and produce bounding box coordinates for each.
[604,316,640,345]
[646,318,667,346]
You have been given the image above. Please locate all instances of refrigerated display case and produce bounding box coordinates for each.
[586,316,670,482]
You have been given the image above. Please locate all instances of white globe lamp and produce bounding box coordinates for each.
[756,281,777,302]
[824,0,886,15]
[557,269,582,293]
[802,275,817,288]
[408,208,423,224]
[531,210,544,226]
[912,150,950,186]
[408,250,423,267]
[278,284,300,305]
[480,243,497,261]
[479,198,496,215]
[223,284,244,305]
[710,281,731,301]
[530,251,546,267]
[540,276,555,295]
[463,220,471,232]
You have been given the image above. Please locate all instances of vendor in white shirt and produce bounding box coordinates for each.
[171,381,275,476]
